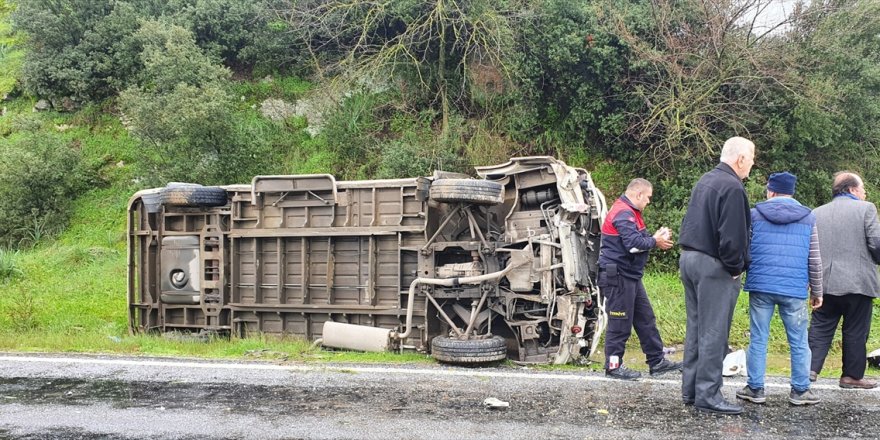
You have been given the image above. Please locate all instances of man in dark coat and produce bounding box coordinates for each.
[809,172,880,389]
[678,136,755,415]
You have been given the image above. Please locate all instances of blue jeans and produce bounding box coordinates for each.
[746,291,811,392]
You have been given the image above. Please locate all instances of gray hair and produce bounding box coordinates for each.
[626,178,652,192]
[832,171,862,197]
[720,137,755,162]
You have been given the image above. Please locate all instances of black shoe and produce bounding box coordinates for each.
[605,365,641,381]
[809,371,818,382]
[682,397,695,406]
[649,358,683,376]
[695,400,743,415]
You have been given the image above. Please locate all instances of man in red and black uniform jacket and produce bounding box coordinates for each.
[598,178,680,381]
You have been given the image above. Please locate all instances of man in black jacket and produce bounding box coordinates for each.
[678,136,755,415]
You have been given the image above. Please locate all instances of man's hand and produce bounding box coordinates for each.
[653,227,674,250]
[810,296,823,310]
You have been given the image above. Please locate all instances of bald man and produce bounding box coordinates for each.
[678,136,755,415]
[809,172,880,389]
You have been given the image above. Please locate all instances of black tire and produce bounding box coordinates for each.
[160,184,227,207]
[431,335,507,365]
[429,179,504,205]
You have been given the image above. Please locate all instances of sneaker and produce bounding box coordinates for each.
[809,371,817,382]
[649,358,683,376]
[735,385,766,404]
[606,365,641,381]
[789,388,820,405]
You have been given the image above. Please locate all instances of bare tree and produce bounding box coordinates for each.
[605,0,800,171]
[270,0,528,135]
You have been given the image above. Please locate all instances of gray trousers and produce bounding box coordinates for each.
[679,251,740,407]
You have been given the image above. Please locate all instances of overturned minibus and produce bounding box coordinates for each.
[127,157,607,364]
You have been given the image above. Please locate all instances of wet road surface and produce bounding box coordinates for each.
[0,354,878,439]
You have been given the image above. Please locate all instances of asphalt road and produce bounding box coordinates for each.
[0,353,879,439]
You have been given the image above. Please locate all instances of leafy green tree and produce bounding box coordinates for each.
[13,0,150,102]
[12,0,293,103]
[167,0,299,72]
[723,0,880,209]
[119,20,237,184]
[790,0,880,177]
[513,0,630,154]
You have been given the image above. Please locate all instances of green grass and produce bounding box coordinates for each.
[0,10,23,98]
[642,271,880,351]
[231,75,312,107]
[0,331,431,364]
[626,271,880,378]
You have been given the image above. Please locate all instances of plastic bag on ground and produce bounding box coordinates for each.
[722,349,747,377]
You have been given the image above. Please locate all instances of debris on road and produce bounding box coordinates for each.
[722,349,747,377]
[483,397,509,409]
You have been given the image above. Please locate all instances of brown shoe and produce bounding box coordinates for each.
[839,376,878,389]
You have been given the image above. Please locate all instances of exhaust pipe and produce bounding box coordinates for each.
[321,321,395,352]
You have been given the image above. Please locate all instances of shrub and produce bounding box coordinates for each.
[13,0,302,104]
[318,92,386,179]
[514,0,630,153]
[0,248,22,282]
[13,0,152,103]
[6,284,38,331]
[376,139,459,179]
[167,0,264,69]
[0,132,92,248]
[119,20,255,185]
[122,82,247,185]
[118,20,313,186]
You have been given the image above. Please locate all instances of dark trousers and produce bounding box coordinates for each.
[600,269,664,368]
[808,293,874,379]
[679,251,740,407]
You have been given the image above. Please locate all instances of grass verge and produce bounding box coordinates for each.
[633,271,879,379]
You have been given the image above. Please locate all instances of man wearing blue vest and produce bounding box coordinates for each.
[737,172,824,406]
[598,178,681,380]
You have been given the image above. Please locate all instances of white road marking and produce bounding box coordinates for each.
[0,355,860,391]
